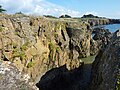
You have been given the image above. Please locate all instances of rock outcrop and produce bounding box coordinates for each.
[1,13,118,90]
[109,19,120,24]
[87,19,110,26]
[81,16,120,26]
[0,61,37,90]
[90,30,120,90]
[90,27,112,55]
[0,14,93,82]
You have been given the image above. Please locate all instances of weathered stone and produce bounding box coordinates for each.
[1,13,116,90]
[0,14,91,82]
[0,61,37,90]
[90,30,120,90]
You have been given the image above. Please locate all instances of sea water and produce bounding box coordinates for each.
[94,24,120,32]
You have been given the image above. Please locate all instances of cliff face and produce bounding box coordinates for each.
[0,14,93,81]
[1,14,120,90]
[82,18,120,26]
[88,19,110,26]
[90,30,120,90]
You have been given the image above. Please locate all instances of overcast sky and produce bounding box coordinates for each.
[0,0,120,18]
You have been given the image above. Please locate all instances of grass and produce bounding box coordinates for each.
[27,61,34,68]
[56,47,60,53]
[0,26,3,32]
[21,41,29,51]
[54,33,58,37]
[49,42,54,52]
[116,74,120,90]
[12,41,29,61]
[13,51,26,61]
[0,74,3,80]
[49,42,55,60]
[80,55,96,64]
[12,43,17,49]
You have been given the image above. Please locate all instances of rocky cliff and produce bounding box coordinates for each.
[81,18,120,26]
[0,13,93,82]
[90,30,120,90]
[1,13,118,90]
[0,61,37,90]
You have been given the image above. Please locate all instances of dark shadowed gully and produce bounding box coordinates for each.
[36,56,95,90]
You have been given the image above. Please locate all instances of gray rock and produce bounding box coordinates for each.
[90,30,120,90]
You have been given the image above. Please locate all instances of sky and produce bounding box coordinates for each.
[0,0,120,18]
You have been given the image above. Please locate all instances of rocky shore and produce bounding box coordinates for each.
[0,13,120,90]
[90,30,120,90]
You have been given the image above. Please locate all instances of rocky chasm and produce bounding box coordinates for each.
[0,14,119,90]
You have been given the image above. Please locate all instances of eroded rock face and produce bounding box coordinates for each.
[87,19,110,26]
[0,14,92,81]
[1,14,119,90]
[67,27,91,58]
[0,61,37,90]
[90,30,120,90]
[90,27,112,55]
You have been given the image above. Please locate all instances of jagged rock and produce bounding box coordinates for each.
[109,19,120,24]
[93,28,112,43]
[86,18,120,26]
[1,13,120,90]
[90,27,112,55]
[67,27,91,58]
[0,61,38,90]
[0,14,92,82]
[1,13,116,90]
[90,29,120,90]
[90,39,99,55]
[87,19,110,26]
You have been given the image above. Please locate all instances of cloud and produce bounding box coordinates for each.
[0,0,81,17]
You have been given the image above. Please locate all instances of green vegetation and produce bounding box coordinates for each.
[49,42,55,60]
[12,41,29,61]
[0,74,3,80]
[12,42,18,49]
[56,47,60,53]
[49,42,54,52]
[116,74,120,90]
[20,41,29,51]
[81,55,96,64]
[81,14,99,18]
[81,29,85,34]
[13,51,26,61]
[55,25,60,30]
[43,15,57,19]
[19,83,27,90]
[59,14,71,18]
[54,33,58,37]
[0,5,6,13]
[19,52,26,60]
[15,12,23,14]
[27,61,34,68]
[0,26,3,32]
